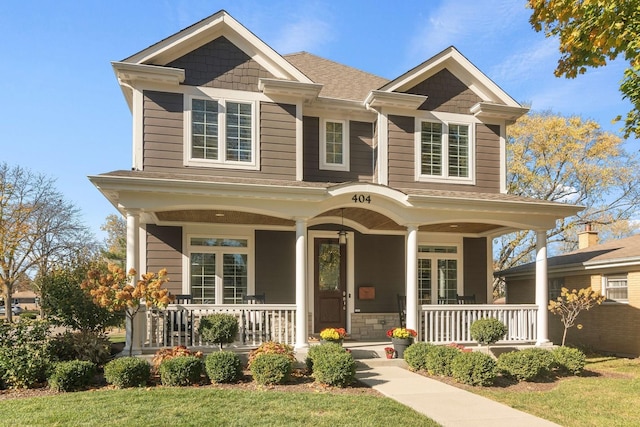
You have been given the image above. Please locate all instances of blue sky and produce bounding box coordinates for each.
[1,0,636,240]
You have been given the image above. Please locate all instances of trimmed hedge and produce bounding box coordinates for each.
[403,342,435,371]
[305,342,345,373]
[198,314,239,349]
[312,350,356,387]
[104,357,151,388]
[470,318,507,346]
[48,360,96,392]
[451,351,497,386]
[497,348,555,382]
[553,346,586,375]
[250,353,292,385]
[425,345,460,377]
[205,351,242,384]
[159,355,204,386]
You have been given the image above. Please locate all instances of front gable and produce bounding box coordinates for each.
[407,69,483,114]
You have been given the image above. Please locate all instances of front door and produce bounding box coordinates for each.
[314,238,346,332]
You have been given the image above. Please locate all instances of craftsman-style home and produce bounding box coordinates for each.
[90,10,579,353]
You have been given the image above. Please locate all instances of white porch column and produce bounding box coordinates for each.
[406,225,418,331]
[295,219,309,349]
[125,210,142,355]
[535,230,550,346]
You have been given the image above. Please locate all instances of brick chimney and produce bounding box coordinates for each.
[578,223,598,249]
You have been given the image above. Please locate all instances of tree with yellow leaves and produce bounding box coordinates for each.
[548,287,605,346]
[528,0,640,139]
[81,263,174,355]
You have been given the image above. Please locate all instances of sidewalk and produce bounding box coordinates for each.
[345,342,560,427]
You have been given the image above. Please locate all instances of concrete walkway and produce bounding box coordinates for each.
[345,342,560,427]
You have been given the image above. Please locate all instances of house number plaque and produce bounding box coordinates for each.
[351,194,371,204]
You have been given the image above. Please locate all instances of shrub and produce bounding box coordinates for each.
[451,351,497,386]
[553,346,586,375]
[497,348,555,382]
[248,342,295,369]
[250,353,292,385]
[305,342,345,372]
[104,357,151,388]
[49,331,112,366]
[470,318,507,346]
[425,345,461,376]
[198,314,239,349]
[0,319,53,388]
[19,312,37,320]
[312,350,356,387]
[205,351,242,384]
[159,355,203,386]
[48,360,96,392]
[152,346,203,374]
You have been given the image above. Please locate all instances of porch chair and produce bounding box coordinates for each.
[166,294,193,345]
[456,294,476,304]
[242,293,269,343]
[397,294,406,327]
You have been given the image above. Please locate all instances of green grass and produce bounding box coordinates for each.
[472,355,640,426]
[0,387,439,426]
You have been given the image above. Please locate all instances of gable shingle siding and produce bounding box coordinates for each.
[407,69,484,113]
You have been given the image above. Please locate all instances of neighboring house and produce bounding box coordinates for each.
[90,10,579,352]
[497,228,640,357]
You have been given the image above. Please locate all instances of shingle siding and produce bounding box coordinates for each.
[406,69,484,113]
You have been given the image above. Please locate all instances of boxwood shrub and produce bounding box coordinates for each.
[198,314,239,349]
[470,318,507,346]
[205,351,242,384]
[48,360,96,392]
[305,342,345,373]
[104,357,151,388]
[497,348,555,382]
[553,346,586,375]
[250,353,292,385]
[451,351,497,386]
[403,342,434,371]
[159,355,204,386]
[312,349,356,387]
[425,345,461,376]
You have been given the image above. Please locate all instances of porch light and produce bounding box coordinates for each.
[338,208,347,245]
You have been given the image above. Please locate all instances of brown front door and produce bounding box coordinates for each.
[314,237,346,332]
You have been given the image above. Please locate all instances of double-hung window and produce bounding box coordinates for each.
[603,274,628,302]
[320,119,349,171]
[187,96,257,168]
[416,120,472,182]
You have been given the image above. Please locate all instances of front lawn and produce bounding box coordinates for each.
[471,355,640,426]
[0,387,438,426]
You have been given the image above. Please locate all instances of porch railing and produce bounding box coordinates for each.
[419,304,538,344]
[141,304,297,350]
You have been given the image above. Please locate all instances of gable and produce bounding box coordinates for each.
[166,36,274,91]
[405,68,482,113]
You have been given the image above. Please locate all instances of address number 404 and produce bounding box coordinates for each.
[352,194,371,204]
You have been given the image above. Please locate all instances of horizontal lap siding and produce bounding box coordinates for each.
[143,91,184,171]
[474,124,501,192]
[259,102,297,180]
[146,225,183,296]
[387,115,415,188]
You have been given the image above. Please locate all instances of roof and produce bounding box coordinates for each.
[497,233,640,277]
[284,52,389,101]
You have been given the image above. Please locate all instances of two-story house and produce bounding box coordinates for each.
[90,10,580,353]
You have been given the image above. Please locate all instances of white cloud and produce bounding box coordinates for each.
[271,16,334,54]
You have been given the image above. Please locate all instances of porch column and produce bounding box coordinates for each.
[295,219,309,349]
[406,225,418,332]
[535,230,550,346]
[125,210,142,355]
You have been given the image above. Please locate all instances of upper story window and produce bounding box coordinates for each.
[416,120,473,183]
[185,95,258,169]
[603,274,628,302]
[320,119,349,171]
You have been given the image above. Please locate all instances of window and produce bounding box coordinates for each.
[187,96,257,168]
[549,278,564,300]
[320,119,349,171]
[417,245,459,304]
[603,275,628,302]
[417,120,472,182]
[188,237,249,304]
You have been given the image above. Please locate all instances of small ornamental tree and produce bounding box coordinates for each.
[81,263,174,355]
[548,287,605,346]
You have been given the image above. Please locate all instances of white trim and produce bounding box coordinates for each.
[319,118,350,171]
[132,88,144,171]
[296,102,303,181]
[377,112,389,185]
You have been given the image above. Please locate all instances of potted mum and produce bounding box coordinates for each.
[386,327,417,358]
[384,346,396,359]
[319,327,347,345]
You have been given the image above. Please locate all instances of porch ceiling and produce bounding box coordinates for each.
[156,210,295,226]
[318,207,405,231]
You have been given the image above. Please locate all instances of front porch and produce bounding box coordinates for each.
[129,302,540,353]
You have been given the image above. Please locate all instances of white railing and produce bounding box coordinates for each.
[419,304,538,344]
[142,304,297,350]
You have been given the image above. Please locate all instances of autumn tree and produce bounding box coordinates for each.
[0,163,92,322]
[100,214,126,265]
[528,0,640,138]
[495,112,640,275]
[81,264,174,355]
[548,287,605,346]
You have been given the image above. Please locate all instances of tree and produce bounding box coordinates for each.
[81,264,174,355]
[0,163,92,322]
[100,214,126,265]
[548,287,605,346]
[528,0,640,138]
[495,112,640,275]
